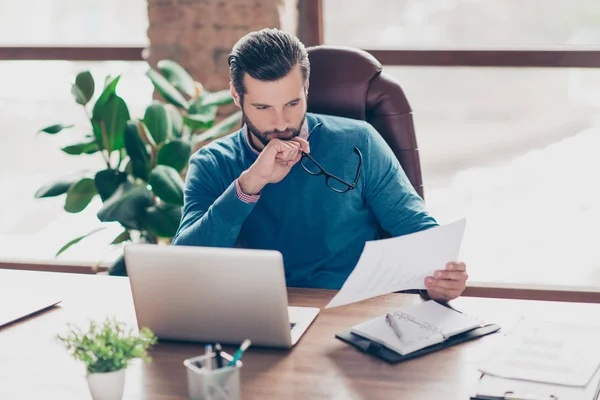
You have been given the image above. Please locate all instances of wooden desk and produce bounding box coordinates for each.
[2,269,600,400]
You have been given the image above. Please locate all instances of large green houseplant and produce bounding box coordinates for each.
[36,60,242,275]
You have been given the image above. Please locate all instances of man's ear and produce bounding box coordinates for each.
[304,81,309,97]
[230,82,242,108]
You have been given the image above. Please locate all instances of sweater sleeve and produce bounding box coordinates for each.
[362,124,439,237]
[171,149,257,247]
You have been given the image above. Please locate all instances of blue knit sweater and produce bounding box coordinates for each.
[172,113,438,289]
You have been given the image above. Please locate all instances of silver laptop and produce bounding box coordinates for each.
[124,244,320,348]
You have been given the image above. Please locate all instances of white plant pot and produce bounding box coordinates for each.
[86,369,126,400]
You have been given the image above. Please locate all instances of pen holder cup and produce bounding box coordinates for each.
[184,351,242,400]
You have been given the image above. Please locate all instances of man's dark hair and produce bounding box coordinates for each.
[228,28,310,103]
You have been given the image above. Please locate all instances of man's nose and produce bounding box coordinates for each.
[273,111,288,132]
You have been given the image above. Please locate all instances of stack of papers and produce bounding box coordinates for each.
[473,318,600,400]
[479,318,600,387]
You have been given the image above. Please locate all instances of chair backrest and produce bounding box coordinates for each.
[306,45,424,199]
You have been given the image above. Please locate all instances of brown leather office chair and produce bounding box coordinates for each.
[306,45,425,199]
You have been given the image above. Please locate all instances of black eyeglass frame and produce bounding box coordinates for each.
[300,147,363,193]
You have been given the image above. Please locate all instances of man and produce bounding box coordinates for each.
[172,28,468,301]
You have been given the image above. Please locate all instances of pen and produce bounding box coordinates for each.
[226,339,251,367]
[214,343,223,369]
[204,344,213,371]
[386,313,404,342]
[205,343,229,399]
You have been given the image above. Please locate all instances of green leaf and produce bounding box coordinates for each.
[71,85,87,106]
[72,70,95,105]
[61,139,99,155]
[97,182,152,230]
[165,104,183,137]
[39,124,74,134]
[157,59,196,98]
[92,94,130,152]
[143,102,170,145]
[94,75,121,110]
[64,178,98,213]
[35,179,75,198]
[145,68,189,109]
[144,203,182,238]
[111,230,130,245]
[94,169,127,201]
[187,96,209,114]
[55,227,106,257]
[55,317,157,371]
[108,254,127,276]
[182,106,217,132]
[148,165,184,206]
[201,90,233,107]
[156,139,191,172]
[103,75,113,88]
[192,110,242,146]
[136,120,156,148]
[124,121,151,180]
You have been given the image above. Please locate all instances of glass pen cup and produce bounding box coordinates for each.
[183,351,242,400]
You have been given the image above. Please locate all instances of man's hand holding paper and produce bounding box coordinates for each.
[325,219,468,309]
[425,261,469,302]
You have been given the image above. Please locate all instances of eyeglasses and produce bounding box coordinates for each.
[300,147,363,193]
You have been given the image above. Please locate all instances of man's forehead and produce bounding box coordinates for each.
[242,66,305,95]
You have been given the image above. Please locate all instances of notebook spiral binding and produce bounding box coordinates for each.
[388,307,483,341]
[387,311,446,340]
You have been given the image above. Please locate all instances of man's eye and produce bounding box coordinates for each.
[287,102,299,107]
[256,106,268,111]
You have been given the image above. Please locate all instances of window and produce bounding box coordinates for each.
[0,60,152,264]
[0,0,150,265]
[323,1,600,289]
[0,0,148,46]
[324,0,600,49]
[384,66,600,288]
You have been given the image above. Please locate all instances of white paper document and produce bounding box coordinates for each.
[325,219,466,309]
[474,369,600,400]
[478,318,600,387]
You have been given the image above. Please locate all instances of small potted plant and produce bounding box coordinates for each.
[57,317,157,400]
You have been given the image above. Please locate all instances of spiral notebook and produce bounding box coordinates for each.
[350,300,486,356]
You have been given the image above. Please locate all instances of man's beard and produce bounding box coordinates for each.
[244,112,306,148]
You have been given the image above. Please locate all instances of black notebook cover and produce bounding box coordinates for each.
[335,323,501,364]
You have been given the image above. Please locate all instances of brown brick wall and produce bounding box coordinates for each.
[146,0,293,92]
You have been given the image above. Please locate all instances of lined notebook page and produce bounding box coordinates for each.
[350,301,484,355]
[351,313,444,355]
[397,301,484,337]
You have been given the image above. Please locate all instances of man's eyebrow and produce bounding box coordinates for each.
[250,98,301,107]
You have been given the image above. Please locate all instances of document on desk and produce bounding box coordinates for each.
[325,218,466,309]
[478,318,600,387]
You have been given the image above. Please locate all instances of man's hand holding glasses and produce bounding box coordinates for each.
[238,135,362,196]
[238,137,310,195]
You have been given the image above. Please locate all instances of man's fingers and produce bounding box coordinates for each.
[434,270,469,281]
[290,137,309,153]
[426,262,468,302]
[446,262,466,272]
[276,141,299,162]
[286,150,303,167]
[427,278,461,291]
